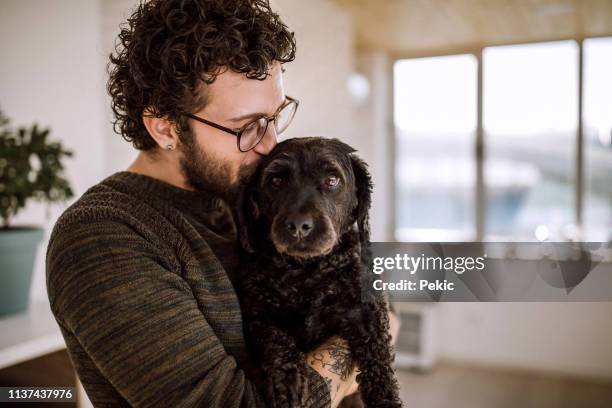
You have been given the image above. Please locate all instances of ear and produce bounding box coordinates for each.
[350,153,373,243]
[328,138,372,242]
[234,171,261,254]
[142,107,180,150]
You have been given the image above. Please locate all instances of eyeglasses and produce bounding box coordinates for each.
[180,96,299,152]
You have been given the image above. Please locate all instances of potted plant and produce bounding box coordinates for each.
[0,109,73,316]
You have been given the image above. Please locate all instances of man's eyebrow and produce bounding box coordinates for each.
[227,98,287,123]
[227,112,267,123]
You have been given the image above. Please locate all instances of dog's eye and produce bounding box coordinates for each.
[325,175,340,188]
[271,176,283,188]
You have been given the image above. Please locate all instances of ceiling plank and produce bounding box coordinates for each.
[335,0,612,55]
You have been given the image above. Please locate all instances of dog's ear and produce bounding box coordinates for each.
[350,153,373,244]
[235,174,261,254]
[328,138,372,242]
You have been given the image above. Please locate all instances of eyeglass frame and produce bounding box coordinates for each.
[179,96,299,152]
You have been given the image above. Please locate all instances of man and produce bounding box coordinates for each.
[46,0,398,407]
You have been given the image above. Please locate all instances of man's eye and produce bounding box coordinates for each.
[325,175,340,188]
[271,177,283,188]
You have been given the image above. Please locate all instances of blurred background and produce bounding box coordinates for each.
[0,0,611,407]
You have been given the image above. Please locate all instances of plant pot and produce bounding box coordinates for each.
[0,226,44,316]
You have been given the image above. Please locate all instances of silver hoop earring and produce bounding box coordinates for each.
[165,144,174,151]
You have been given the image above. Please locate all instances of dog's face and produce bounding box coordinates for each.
[238,137,372,259]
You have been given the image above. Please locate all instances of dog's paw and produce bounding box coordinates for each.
[265,362,309,407]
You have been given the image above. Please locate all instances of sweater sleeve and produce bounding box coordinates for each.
[46,219,331,408]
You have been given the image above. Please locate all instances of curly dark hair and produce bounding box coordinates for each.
[107,0,296,151]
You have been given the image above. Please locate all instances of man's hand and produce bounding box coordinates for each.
[306,336,357,408]
[308,306,401,407]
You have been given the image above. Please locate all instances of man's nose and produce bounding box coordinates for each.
[253,123,278,155]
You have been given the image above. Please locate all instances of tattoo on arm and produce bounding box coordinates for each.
[309,341,354,380]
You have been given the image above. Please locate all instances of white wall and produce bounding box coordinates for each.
[435,302,612,380]
[0,0,107,302]
[102,0,139,173]
[353,51,394,241]
[271,0,355,142]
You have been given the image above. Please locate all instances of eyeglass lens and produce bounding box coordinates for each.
[238,100,298,152]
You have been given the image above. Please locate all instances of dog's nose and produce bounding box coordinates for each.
[286,214,314,238]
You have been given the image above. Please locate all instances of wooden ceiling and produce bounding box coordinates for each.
[334,0,612,57]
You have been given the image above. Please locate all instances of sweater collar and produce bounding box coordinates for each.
[105,171,227,215]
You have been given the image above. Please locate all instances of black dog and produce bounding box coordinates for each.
[236,137,402,407]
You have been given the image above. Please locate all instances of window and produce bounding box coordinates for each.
[393,38,611,242]
[584,37,612,241]
[394,55,477,241]
[483,41,578,240]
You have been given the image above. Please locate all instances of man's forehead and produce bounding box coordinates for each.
[203,63,284,116]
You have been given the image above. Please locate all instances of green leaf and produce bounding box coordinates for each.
[0,107,74,227]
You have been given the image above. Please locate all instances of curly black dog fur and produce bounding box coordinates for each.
[236,137,402,407]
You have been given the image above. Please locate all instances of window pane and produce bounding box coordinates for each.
[394,55,477,241]
[584,37,612,241]
[483,41,578,240]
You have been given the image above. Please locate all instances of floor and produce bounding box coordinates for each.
[397,363,612,408]
[2,351,612,408]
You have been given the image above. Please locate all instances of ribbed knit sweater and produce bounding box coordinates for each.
[45,171,331,408]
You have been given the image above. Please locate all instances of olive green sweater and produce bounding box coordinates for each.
[45,171,331,407]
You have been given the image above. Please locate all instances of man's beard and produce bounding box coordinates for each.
[178,133,256,204]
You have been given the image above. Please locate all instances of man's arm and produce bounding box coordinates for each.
[46,219,330,408]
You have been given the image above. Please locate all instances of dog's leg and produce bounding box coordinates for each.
[247,319,310,407]
[342,302,402,408]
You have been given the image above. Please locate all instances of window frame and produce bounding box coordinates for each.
[392,36,612,242]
